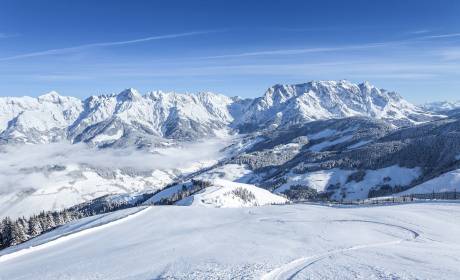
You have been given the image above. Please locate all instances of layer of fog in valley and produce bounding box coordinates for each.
[0,138,229,218]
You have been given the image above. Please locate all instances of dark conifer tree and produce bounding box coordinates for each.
[10,221,27,246]
[28,215,43,237]
[1,217,13,248]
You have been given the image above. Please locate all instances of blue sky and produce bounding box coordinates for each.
[0,0,459,103]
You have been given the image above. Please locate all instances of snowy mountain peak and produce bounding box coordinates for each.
[358,80,373,90]
[0,81,443,145]
[116,88,142,101]
[37,91,63,103]
[235,80,438,130]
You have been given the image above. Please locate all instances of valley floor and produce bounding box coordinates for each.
[1,203,459,279]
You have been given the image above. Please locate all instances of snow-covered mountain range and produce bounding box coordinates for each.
[0,80,457,218]
[0,88,237,146]
[0,80,440,146]
[235,80,436,131]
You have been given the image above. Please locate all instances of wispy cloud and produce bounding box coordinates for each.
[80,60,459,80]
[199,31,460,60]
[410,29,430,35]
[421,33,460,39]
[0,33,19,39]
[0,30,218,61]
[201,43,391,59]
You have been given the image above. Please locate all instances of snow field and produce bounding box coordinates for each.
[0,203,459,279]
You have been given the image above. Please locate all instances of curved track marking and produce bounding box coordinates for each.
[332,219,419,239]
[261,219,420,280]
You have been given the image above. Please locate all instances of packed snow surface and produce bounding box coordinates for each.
[1,203,459,279]
[176,179,287,207]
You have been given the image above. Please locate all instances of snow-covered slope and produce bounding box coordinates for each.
[228,114,460,200]
[274,165,422,200]
[177,179,287,207]
[235,80,437,130]
[1,203,460,279]
[396,169,460,195]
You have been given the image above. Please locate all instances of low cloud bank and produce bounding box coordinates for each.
[0,139,227,195]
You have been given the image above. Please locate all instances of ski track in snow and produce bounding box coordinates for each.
[261,219,420,280]
[0,206,150,263]
[2,203,458,279]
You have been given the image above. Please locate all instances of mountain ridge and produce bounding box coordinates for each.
[0,80,442,146]
[234,80,437,131]
[0,80,459,218]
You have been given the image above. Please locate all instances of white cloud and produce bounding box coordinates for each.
[410,30,430,35]
[0,140,226,195]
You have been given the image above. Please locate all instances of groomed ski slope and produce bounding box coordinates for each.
[1,203,460,279]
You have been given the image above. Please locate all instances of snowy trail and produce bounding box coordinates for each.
[0,206,150,263]
[261,219,420,280]
[1,203,459,280]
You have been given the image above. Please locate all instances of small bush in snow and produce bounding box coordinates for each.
[230,187,256,203]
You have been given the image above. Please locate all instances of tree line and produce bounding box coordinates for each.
[1,180,216,250]
[0,209,81,249]
[0,193,153,250]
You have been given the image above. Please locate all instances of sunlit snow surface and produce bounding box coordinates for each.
[1,203,459,279]
[176,179,287,207]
